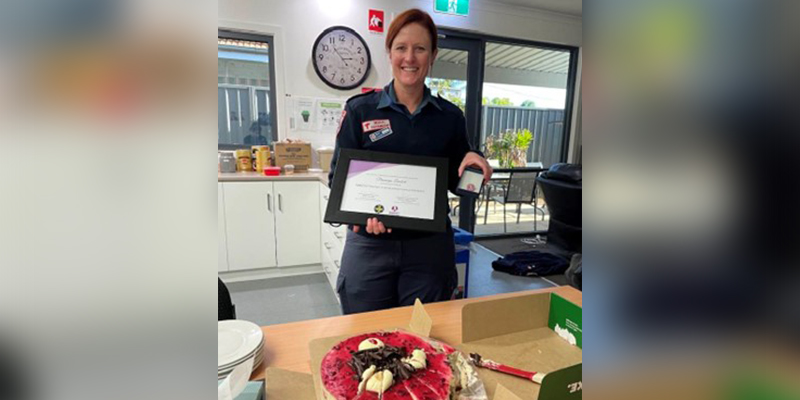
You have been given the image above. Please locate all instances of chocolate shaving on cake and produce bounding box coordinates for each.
[348,345,419,382]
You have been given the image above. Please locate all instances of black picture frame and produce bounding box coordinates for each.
[325,149,449,233]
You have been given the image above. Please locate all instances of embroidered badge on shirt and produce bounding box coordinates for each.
[336,110,347,136]
[361,119,391,133]
[369,127,393,142]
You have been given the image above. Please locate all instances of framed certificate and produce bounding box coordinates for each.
[325,149,449,232]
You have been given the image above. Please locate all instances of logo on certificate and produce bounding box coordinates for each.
[389,205,399,215]
[374,204,384,213]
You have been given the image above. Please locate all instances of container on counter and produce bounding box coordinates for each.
[219,152,237,173]
[251,145,270,172]
[283,164,295,175]
[317,147,334,173]
[235,149,252,172]
[263,166,281,176]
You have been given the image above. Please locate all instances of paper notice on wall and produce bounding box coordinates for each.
[287,96,316,131]
[316,99,345,133]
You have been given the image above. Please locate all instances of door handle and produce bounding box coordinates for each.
[267,193,272,212]
[324,242,332,249]
[333,231,344,239]
[323,195,329,201]
[334,260,340,268]
[278,193,283,212]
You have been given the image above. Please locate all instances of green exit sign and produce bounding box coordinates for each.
[434,0,469,16]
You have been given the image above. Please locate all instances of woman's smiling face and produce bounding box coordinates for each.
[389,22,437,90]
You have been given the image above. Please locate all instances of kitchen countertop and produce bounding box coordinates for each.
[218,171,329,185]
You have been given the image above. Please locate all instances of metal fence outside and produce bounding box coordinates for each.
[480,106,565,167]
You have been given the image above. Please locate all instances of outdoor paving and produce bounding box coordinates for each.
[472,201,550,236]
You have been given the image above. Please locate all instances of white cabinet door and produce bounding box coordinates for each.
[223,182,277,271]
[274,181,320,267]
[218,183,229,272]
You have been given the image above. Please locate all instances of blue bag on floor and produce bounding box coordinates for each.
[491,251,569,277]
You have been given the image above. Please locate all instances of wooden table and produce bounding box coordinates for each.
[251,286,581,379]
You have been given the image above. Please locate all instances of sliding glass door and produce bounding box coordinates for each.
[427,34,484,232]
[432,29,579,237]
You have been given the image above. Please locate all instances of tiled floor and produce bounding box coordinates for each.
[226,274,341,326]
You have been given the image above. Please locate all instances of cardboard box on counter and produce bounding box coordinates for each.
[460,293,583,400]
[274,141,312,171]
[265,367,316,400]
[303,295,582,400]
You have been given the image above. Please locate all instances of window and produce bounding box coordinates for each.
[218,31,278,149]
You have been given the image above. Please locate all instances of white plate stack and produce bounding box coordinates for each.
[218,320,264,379]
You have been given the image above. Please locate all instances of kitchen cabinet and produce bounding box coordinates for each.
[221,181,320,272]
[223,182,277,271]
[218,183,229,272]
[319,184,346,299]
[274,181,321,267]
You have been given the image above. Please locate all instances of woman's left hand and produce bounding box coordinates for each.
[458,152,493,183]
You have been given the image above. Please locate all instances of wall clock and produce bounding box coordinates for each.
[312,26,371,90]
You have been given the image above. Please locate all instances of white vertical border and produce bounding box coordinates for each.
[218,20,289,142]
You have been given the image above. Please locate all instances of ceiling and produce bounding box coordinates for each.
[489,0,582,17]
[438,43,570,75]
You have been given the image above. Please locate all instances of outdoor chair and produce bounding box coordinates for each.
[488,170,546,233]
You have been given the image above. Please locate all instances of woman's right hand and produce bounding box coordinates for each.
[351,218,392,235]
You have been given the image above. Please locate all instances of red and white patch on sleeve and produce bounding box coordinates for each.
[361,119,391,133]
[336,109,347,136]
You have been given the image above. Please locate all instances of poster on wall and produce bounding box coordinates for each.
[287,96,317,131]
[316,99,345,133]
[368,9,384,34]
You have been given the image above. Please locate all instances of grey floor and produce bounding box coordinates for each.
[226,242,564,326]
[226,274,341,326]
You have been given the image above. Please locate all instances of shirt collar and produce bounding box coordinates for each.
[377,81,442,115]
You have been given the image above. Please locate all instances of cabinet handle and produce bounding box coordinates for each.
[333,231,344,239]
[278,193,283,212]
[267,193,272,212]
[334,260,340,268]
[324,242,332,249]
[323,195,329,201]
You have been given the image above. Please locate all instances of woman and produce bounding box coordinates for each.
[329,8,492,314]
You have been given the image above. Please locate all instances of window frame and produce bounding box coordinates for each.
[218,30,279,151]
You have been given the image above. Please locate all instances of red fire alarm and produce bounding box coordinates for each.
[368,9,384,34]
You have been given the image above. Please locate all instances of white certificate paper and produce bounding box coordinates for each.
[340,160,437,220]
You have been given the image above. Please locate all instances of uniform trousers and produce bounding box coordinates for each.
[336,228,457,315]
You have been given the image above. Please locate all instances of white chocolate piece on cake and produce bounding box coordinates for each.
[366,370,394,393]
[358,338,385,351]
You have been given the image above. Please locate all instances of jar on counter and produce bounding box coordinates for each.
[253,146,270,172]
[283,164,295,175]
[235,149,252,172]
[219,152,237,173]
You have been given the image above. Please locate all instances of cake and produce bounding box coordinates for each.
[319,331,485,400]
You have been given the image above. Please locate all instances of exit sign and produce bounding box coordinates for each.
[434,0,469,16]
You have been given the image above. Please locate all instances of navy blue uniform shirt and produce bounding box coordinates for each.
[329,81,479,239]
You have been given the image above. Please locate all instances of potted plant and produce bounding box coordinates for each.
[483,129,533,168]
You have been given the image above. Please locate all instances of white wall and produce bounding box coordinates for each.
[219,0,582,151]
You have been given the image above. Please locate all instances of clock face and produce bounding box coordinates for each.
[312,26,371,90]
